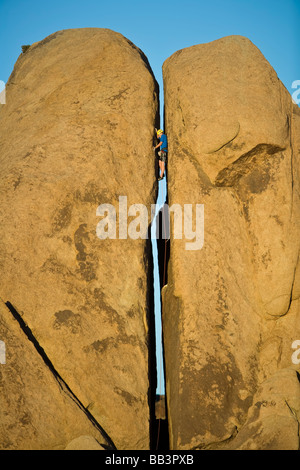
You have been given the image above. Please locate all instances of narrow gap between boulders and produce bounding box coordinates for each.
[154,188,170,451]
[149,97,170,449]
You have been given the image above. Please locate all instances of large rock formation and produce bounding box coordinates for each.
[0,28,158,450]
[1,29,299,451]
[162,35,300,449]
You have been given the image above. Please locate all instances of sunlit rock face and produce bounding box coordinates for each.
[162,35,300,450]
[0,28,159,450]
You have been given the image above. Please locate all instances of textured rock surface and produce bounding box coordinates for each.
[162,35,300,449]
[0,299,111,450]
[0,89,5,105]
[224,369,300,450]
[0,28,158,450]
[65,435,105,450]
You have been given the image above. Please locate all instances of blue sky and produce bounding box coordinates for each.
[0,0,299,104]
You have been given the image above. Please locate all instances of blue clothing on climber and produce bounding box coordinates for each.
[159,133,168,152]
[154,129,168,181]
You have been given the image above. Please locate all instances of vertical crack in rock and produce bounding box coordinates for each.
[145,224,158,450]
[5,301,116,450]
[152,181,170,450]
[285,400,300,450]
[286,255,299,315]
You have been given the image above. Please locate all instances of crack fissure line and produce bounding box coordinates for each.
[5,301,116,450]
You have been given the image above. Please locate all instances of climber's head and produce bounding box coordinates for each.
[157,129,163,137]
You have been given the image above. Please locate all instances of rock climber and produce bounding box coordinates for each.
[154,129,168,181]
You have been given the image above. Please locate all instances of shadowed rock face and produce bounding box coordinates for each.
[0,28,159,450]
[162,36,300,450]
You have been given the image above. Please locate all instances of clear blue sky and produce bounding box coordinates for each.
[0,0,299,104]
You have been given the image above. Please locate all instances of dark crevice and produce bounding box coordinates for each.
[157,201,170,289]
[283,251,299,317]
[152,208,170,450]
[215,143,285,187]
[151,148,170,450]
[5,301,116,450]
[148,94,170,450]
[125,38,158,84]
[146,225,158,450]
[154,396,169,450]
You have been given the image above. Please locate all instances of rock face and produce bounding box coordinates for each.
[0,299,112,450]
[0,28,158,450]
[64,435,105,450]
[162,36,300,449]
